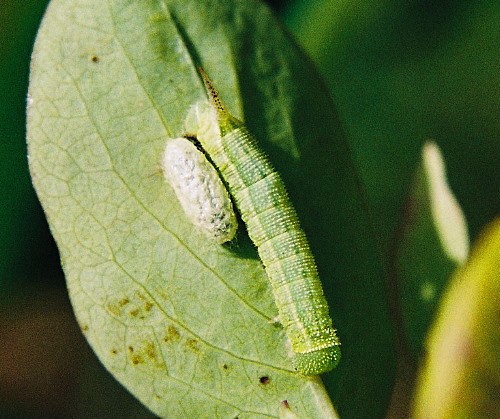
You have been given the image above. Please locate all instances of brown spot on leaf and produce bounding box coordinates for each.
[222,364,229,370]
[144,301,153,312]
[131,355,143,365]
[81,324,89,332]
[90,55,99,63]
[129,308,139,317]
[145,342,157,361]
[118,298,130,307]
[259,376,270,385]
[163,325,181,343]
[186,338,200,353]
[111,348,118,355]
[127,342,165,369]
[107,303,121,317]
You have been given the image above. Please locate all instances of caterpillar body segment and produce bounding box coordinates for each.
[197,71,341,375]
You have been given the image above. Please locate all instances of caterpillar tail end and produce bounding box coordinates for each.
[293,345,341,376]
[197,67,243,136]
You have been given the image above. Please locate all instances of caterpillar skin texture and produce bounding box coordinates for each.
[197,71,341,375]
[163,137,237,244]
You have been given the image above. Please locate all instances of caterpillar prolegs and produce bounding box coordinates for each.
[164,70,341,375]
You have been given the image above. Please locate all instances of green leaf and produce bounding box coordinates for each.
[28,0,393,416]
[396,141,469,355]
[413,218,500,418]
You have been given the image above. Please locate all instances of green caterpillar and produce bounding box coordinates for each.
[185,69,341,375]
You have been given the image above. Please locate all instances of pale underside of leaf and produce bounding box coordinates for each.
[27,0,340,417]
[422,141,469,264]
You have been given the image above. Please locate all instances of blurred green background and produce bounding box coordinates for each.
[1,0,498,417]
[286,0,499,260]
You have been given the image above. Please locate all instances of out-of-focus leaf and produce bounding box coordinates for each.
[28,0,393,416]
[413,218,500,418]
[396,141,469,355]
[285,0,500,262]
